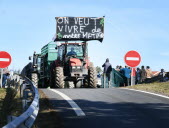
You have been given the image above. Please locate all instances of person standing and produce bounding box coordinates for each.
[2,67,10,88]
[120,66,131,86]
[115,65,120,71]
[119,66,123,74]
[145,66,153,83]
[136,67,141,84]
[102,58,112,87]
[159,69,165,82]
[140,66,146,83]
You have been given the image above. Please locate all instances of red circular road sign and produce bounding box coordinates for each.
[124,50,141,67]
[0,51,12,68]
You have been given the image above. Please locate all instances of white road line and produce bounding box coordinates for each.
[0,58,10,62]
[126,57,139,61]
[121,88,169,99]
[49,89,86,116]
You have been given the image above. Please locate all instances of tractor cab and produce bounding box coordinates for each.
[57,42,87,59]
[56,42,89,77]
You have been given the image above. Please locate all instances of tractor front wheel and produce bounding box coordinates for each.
[55,67,65,88]
[31,73,38,87]
[88,66,97,88]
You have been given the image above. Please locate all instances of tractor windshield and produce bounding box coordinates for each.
[67,44,83,57]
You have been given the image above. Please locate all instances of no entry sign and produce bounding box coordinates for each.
[0,51,12,68]
[124,50,141,67]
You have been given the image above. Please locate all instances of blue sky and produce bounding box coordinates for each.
[0,0,169,71]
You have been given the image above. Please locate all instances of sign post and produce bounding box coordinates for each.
[131,68,136,86]
[124,50,141,86]
[0,69,3,88]
[0,51,12,88]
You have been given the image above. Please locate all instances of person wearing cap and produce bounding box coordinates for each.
[67,47,77,56]
[102,58,112,87]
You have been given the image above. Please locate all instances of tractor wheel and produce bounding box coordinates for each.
[55,67,65,88]
[31,73,38,87]
[88,66,97,88]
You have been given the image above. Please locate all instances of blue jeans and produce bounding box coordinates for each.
[2,74,7,87]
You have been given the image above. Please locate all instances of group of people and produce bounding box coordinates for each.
[102,58,166,87]
[116,65,154,85]
[135,66,154,84]
[116,65,131,86]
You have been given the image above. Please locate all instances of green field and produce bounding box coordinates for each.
[126,82,169,96]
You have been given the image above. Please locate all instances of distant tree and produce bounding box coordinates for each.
[96,66,102,73]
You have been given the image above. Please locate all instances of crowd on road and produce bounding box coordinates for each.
[101,58,168,87]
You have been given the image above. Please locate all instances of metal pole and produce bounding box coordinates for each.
[131,67,136,86]
[0,68,3,88]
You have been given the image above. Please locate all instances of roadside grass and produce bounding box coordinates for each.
[0,88,6,106]
[125,82,169,96]
[0,88,22,127]
[0,89,6,122]
[33,90,63,128]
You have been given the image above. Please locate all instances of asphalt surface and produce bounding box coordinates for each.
[41,88,169,128]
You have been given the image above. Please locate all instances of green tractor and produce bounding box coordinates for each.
[30,41,58,88]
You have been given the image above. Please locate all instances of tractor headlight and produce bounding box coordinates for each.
[72,66,76,69]
[77,66,81,69]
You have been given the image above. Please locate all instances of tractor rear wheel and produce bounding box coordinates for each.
[31,73,38,87]
[88,66,97,88]
[55,67,65,88]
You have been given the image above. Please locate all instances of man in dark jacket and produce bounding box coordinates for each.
[102,58,112,87]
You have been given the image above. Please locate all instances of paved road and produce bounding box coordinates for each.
[42,88,169,128]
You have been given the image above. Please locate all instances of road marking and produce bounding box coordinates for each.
[49,89,86,116]
[0,58,10,62]
[122,88,169,99]
[126,57,139,61]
